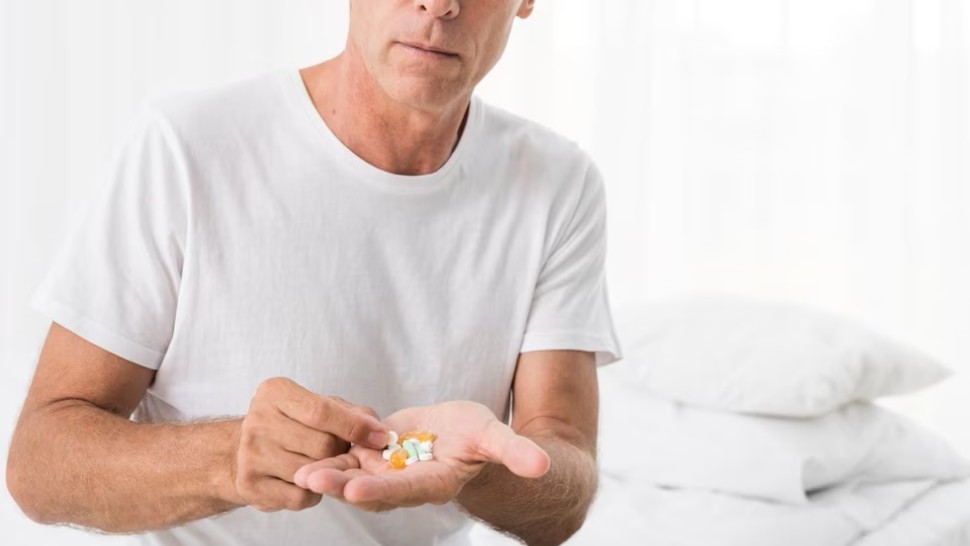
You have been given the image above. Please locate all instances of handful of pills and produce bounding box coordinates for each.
[382,430,437,470]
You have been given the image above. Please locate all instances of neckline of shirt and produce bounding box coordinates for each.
[284,67,481,195]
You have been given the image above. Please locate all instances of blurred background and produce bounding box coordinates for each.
[2,0,968,543]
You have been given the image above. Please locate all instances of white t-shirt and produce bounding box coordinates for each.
[32,68,623,545]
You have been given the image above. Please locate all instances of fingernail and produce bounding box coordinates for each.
[367,430,388,447]
[293,465,309,488]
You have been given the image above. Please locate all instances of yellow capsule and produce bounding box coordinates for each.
[388,448,409,470]
[398,430,437,445]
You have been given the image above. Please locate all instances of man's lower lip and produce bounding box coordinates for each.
[400,43,458,58]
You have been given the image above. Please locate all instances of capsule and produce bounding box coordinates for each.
[398,431,437,445]
[385,430,436,469]
[388,448,409,470]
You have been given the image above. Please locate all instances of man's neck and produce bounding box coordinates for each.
[300,55,470,176]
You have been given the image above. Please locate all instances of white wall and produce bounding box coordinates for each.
[3,1,969,544]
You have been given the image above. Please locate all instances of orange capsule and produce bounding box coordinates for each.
[399,430,437,445]
[388,448,409,470]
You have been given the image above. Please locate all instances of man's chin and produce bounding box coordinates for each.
[383,77,469,115]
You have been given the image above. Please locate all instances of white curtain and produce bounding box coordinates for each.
[486,0,970,358]
[2,1,968,543]
[495,0,970,461]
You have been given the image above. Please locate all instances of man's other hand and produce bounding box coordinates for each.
[233,377,389,512]
[292,400,550,512]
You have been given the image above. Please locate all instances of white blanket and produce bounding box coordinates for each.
[467,367,970,545]
[467,476,970,546]
[469,300,970,545]
[596,370,970,504]
[854,479,970,546]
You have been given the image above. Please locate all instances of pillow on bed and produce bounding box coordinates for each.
[611,296,952,417]
[597,369,970,504]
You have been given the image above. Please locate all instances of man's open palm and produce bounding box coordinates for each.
[293,400,550,511]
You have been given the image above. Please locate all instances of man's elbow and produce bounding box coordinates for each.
[528,489,596,546]
[6,448,54,525]
[526,511,590,546]
[6,415,71,528]
[554,511,591,545]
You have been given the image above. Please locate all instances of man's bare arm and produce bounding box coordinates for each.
[456,350,599,546]
[5,323,388,533]
[6,323,243,532]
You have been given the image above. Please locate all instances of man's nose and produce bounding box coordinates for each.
[414,0,460,19]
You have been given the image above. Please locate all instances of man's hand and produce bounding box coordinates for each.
[10,325,400,531]
[233,377,390,512]
[292,400,550,512]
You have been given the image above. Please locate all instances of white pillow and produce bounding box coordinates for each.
[612,296,952,417]
[597,369,970,504]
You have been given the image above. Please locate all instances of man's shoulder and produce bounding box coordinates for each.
[139,69,290,141]
[476,99,593,167]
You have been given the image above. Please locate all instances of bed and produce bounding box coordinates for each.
[468,474,970,545]
[470,296,970,545]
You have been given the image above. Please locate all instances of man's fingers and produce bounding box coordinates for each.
[329,396,382,421]
[275,390,388,448]
[304,467,375,499]
[282,423,350,461]
[247,477,323,512]
[501,435,551,478]
[293,453,359,489]
[303,469,351,499]
[239,448,315,488]
[343,465,455,506]
[478,420,551,479]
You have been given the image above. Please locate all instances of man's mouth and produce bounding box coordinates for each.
[398,41,460,58]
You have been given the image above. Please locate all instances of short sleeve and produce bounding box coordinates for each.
[519,162,624,366]
[31,104,189,369]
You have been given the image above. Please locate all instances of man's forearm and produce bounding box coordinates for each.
[6,400,244,533]
[456,432,598,546]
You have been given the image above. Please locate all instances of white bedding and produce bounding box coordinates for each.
[467,477,970,545]
[468,300,970,545]
[596,372,970,505]
[467,369,970,546]
[855,479,970,546]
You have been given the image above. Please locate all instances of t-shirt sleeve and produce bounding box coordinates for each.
[30,104,188,369]
[519,161,623,367]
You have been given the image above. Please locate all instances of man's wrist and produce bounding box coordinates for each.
[454,434,597,546]
[207,418,247,507]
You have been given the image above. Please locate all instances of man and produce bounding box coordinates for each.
[6,0,622,544]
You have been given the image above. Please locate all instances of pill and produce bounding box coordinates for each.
[399,431,437,445]
[389,448,409,469]
[403,438,421,460]
[383,442,402,458]
[386,430,437,469]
